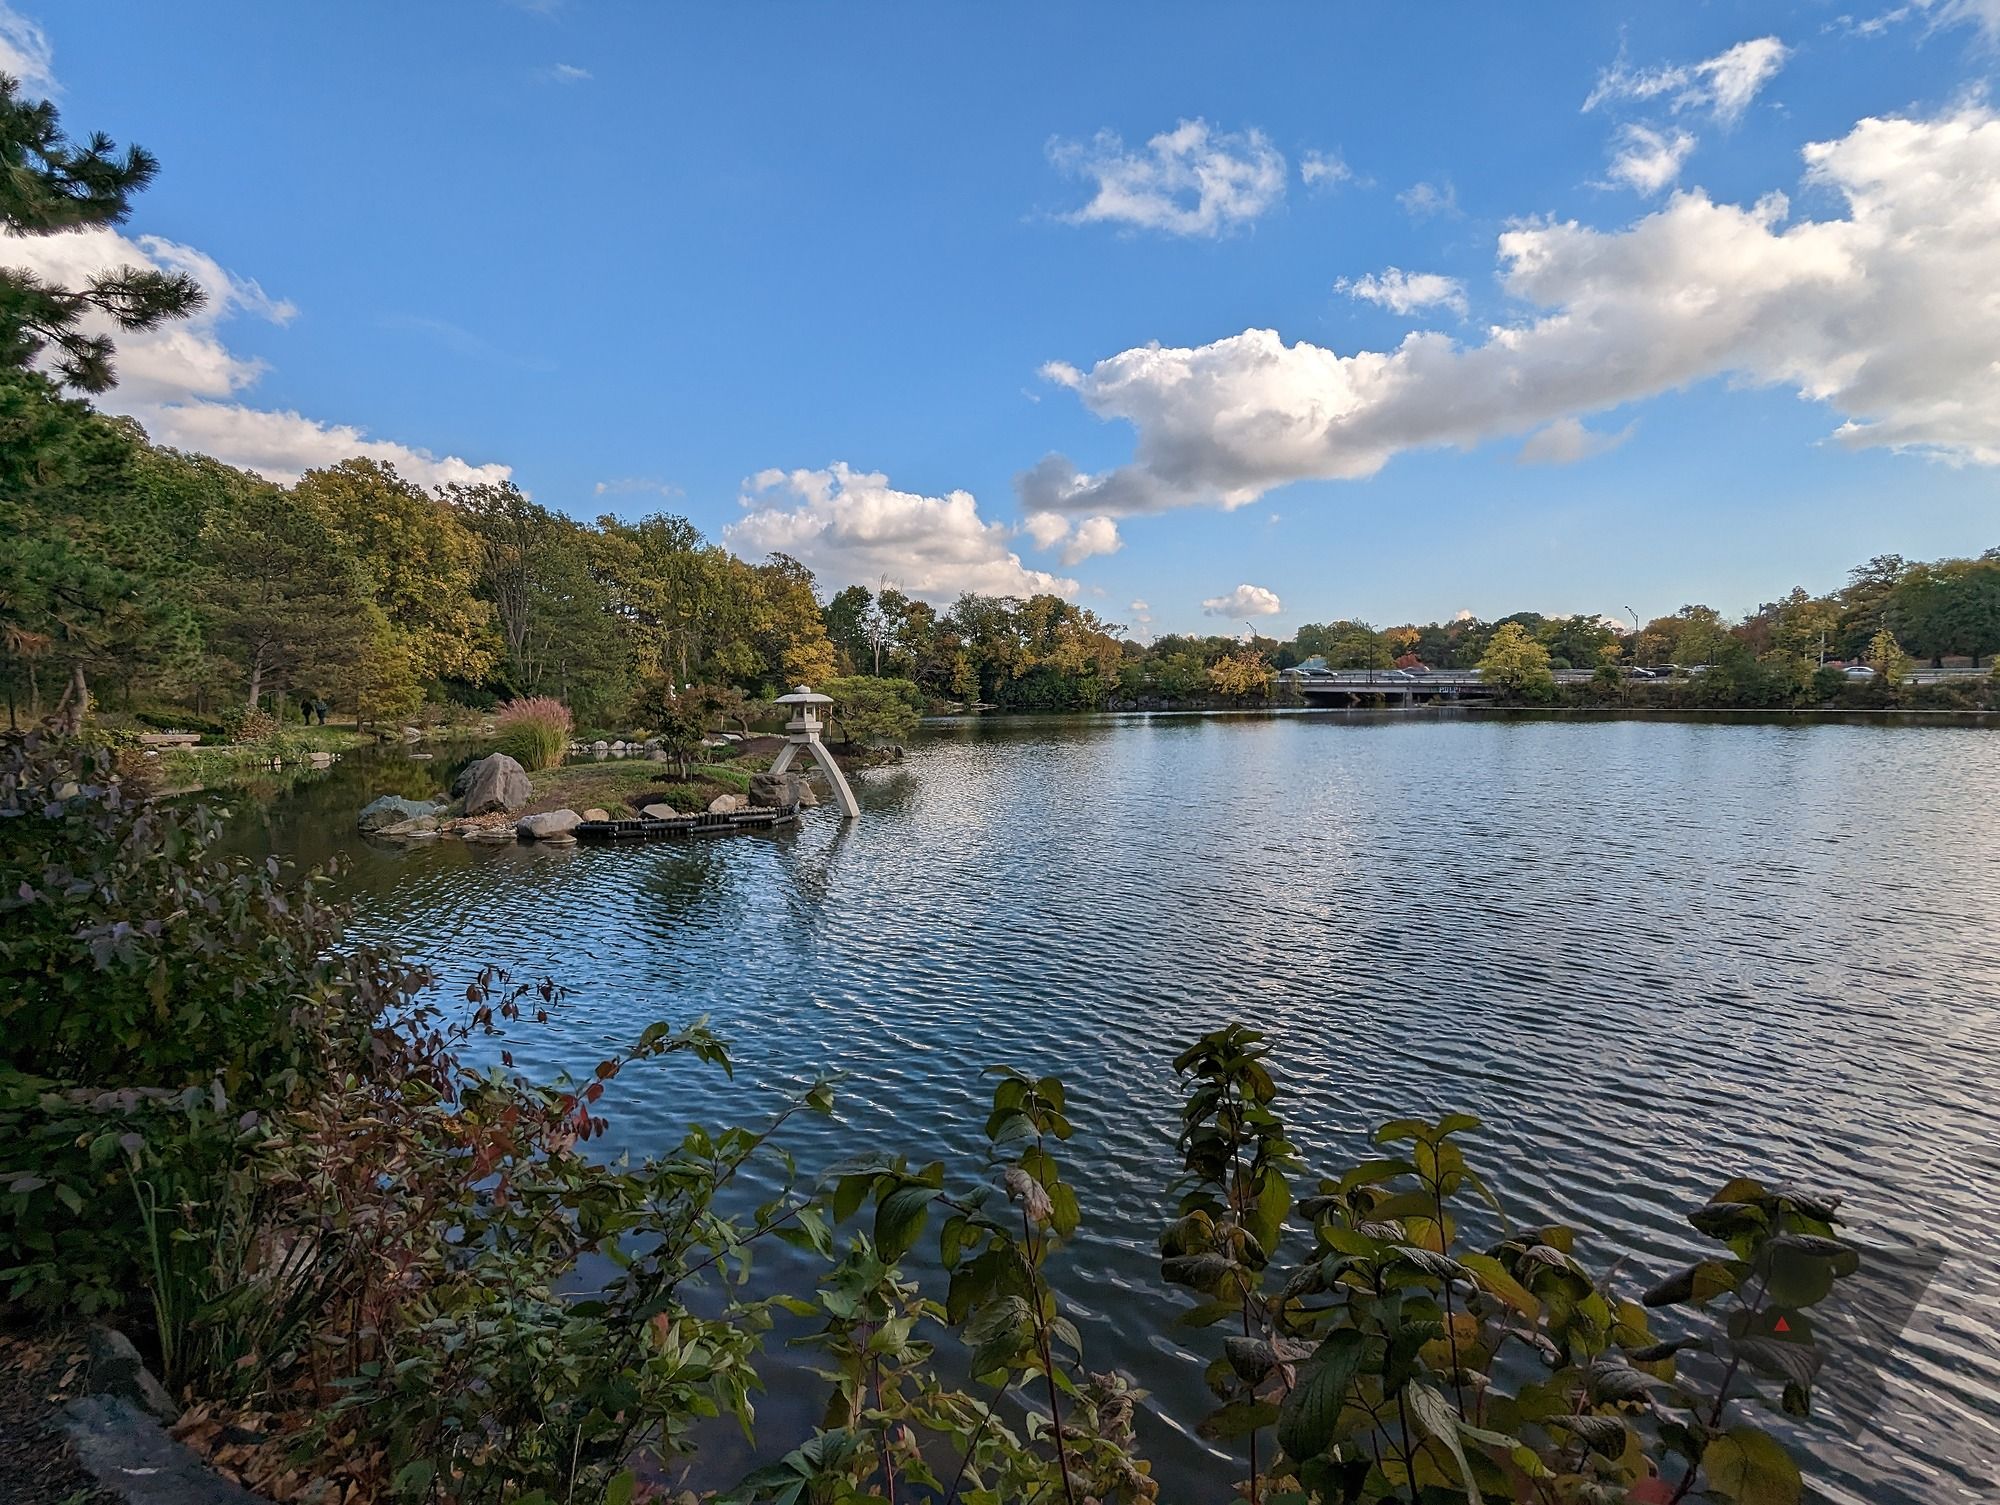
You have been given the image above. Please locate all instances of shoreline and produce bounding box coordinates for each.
[925,703,2000,728]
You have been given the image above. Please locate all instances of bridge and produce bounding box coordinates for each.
[1276,664,1986,705]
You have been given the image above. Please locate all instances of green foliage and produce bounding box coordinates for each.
[1478,621,1557,700]
[821,675,922,745]
[492,694,573,771]
[0,75,204,391]
[0,735,403,1312]
[1156,1030,1856,1505]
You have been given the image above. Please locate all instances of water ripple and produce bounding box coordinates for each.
[243,713,2000,1503]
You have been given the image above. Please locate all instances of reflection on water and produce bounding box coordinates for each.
[235,713,2000,1503]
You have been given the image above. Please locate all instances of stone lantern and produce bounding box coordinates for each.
[770,686,859,819]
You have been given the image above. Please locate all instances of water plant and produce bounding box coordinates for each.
[491,695,572,770]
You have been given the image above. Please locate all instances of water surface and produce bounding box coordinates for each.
[235,712,2000,1503]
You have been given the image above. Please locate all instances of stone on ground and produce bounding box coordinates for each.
[708,793,744,814]
[581,807,611,822]
[358,794,438,833]
[640,802,680,819]
[517,809,582,841]
[459,752,531,814]
[747,771,802,808]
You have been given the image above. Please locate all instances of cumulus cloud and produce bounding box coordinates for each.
[0,1,54,93]
[725,463,1077,602]
[1024,109,2000,517]
[1,224,509,487]
[1584,36,1789,125]
[1022,510,1122,565]
[1517,416,1637,466]
[1048,118,1286,236]
[1300,149,1353,188]
[1396,179,1459,218]
[1604,123,1698,195]
[1129,599,1154,627]
[1203,584,1283,618]
[1337,267,1468,317]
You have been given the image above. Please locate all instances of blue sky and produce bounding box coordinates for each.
[6,1,1998,637]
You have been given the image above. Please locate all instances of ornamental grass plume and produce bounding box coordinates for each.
[492,696,572,771]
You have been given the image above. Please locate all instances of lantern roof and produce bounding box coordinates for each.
[774,685,832,705]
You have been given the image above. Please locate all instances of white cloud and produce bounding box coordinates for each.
[1300,149,1353,188]
[1129,599,1154,627]
[1021,509,1122,564]
[1203,584,1283,618]
[1837,1,2000,39]
[1,223,510,487]
[1517,416,1637,466]
[594,476,681,499]
[1920,0,2000,38]
[1604,123,1698,195]
[1337,267,1468,317]
[144,403,513,489]
[0,1,54,94]
[1454,608,1476,622]
[1584,36,1789,126]
[1024,109,2000,516]
[1023,510,1071,549]
[549,62,591,82]
[725,463,1077,602]
[1048,118,1286,236]
[1396,179,1459,218]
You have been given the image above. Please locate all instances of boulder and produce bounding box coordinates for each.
[401,725,423,741]
[466,824,518,843]
[592,740,610,753]
[581,807,611,822]
[460,753,531,815]
[376,815,440,839]
[708,793,745,814]
[797,781,819,808]
[358,794,439,833]
[640,802,680,819]
[748,771,803,809]
[517,808,582,841]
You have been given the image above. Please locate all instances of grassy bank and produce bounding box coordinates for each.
[520,757,754,817]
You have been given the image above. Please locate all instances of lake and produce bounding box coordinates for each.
[233,711,2000,1504]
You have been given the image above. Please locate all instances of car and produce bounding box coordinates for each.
[1842,664,1878,679]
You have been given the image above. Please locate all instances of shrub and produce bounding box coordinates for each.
[821,675,922,746]
[222,705,279,743]
[0,735,410,1313]
[492,695,572,770]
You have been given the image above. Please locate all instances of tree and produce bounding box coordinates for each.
[821,675,921,746]
[1207,649,1270,701]
[1865,628,1912,685]
[296,458,491,683]
[1477,621,1555,699]
[823,584,879,675]
[751,554,839,687]
[629,673,710,777]
[0,75,203,391]
[201,482,370,711]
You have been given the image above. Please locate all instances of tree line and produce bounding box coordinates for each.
[3,73,1995,736]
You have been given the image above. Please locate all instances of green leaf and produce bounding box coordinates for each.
[1406,1381,1481,1504]
[603,1470,635,1505]
[1701,1425,1803,1505]
[1275,1329,1366,1463]
[1198,1398,1279,1441]
[874,1184,937,1260]
[1642,1259,1740,1308]
[1460,1252,1540,1320]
